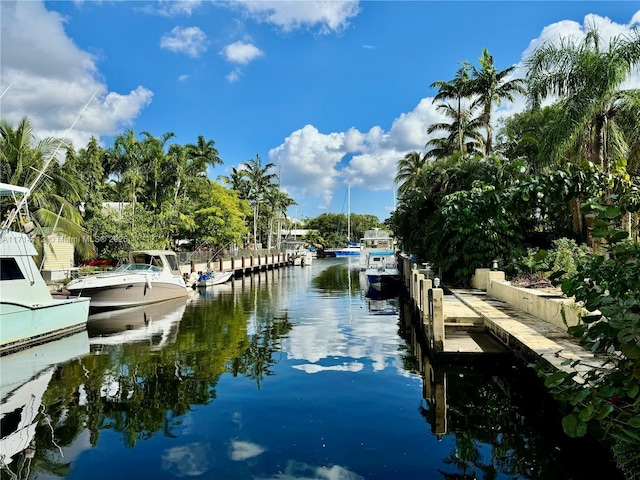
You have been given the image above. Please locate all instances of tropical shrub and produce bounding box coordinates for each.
[535,203,640,479]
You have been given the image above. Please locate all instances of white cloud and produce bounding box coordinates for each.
[222,41,264,65]
[0,1,152,150]
[632,10,640,25]
[155,0,203,17]
[236,1,361,34]
[269,125,345,209]
[161,26,208,58]
[226,69,242,83]
[268,104,446,210]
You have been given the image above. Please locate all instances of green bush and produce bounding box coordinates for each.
[535,204,640,479]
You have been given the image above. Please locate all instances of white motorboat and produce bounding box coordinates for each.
[283,241,313,266]
[194,270,234,288]
[365,251,401,290]
[0,183,91,355]
[358,228,396,270]
[66,250,188,311]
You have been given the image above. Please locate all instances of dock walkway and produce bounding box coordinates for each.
[401,257,605,378]
[448,288,604,378]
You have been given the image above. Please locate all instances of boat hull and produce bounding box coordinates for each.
[68,281,188,311]
[366,273,402,290]
[0,298,90,355]
[195,272,233,287]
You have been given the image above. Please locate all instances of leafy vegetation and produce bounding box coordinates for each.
[392,31,640,477]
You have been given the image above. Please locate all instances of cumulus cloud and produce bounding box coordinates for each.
[235,1,361,34]
[222,41,264,65]
[154,0,203,17]
[269,11,640,214]
[269,104,447,210]
[0,1,152,150]
[161,26,208,58]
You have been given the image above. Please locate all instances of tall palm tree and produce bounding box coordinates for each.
[427,102,484,159]
[431,64,473,153]
[525,26,640,172]
[218,166,249,197]
[186,135,222,171]
[467,49,526,155]
[395,151,428,198]
[265,187,297,249]
[241,154,277,250]
[140,131,175,208]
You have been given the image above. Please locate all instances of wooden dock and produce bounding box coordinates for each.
[180,253,292,279]
[401,256,605,378]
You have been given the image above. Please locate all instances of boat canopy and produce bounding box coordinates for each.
[0,183,29,196]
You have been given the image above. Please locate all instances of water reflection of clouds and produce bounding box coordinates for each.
[229,440,266,460]
[255,460,364,480]
[291,362,364,374]
[161,442,212,477]
[283,299,402,373]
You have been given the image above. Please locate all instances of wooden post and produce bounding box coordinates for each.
[190,260,195,273]
[219,257,223,272]
[432,288,444,352]
[421,279,432,328]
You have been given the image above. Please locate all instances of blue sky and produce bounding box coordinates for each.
[1,1,639,222]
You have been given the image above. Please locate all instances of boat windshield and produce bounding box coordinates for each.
[114,263,163,273]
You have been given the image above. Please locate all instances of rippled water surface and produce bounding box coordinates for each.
[1,258,623,479]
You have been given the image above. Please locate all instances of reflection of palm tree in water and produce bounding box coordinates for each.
[439,433,495,480]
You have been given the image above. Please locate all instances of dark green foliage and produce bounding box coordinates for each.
[534,204,640,479]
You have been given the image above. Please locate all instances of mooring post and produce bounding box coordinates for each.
[412,271,421,309]
[432,288,444,352]
[420,278,432,328]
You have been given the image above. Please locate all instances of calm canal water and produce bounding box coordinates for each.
[1,258,623,480]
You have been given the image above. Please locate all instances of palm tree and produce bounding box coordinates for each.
[426,102,484,159]
[241,154,277,250]
[395,151,428,198]
[525,26,640,172]
[264,187,297,249]
[0,117,95,258]
[109,129,144,215]
[140,131,175,208]
[186,135,222,171]
[467,49,526,155]
[219,166,249,197]
[431,64,473,153]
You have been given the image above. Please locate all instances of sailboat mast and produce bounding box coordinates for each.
[347,185,351,242]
